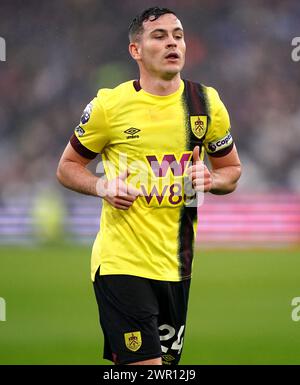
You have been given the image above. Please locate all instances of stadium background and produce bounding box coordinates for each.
[1,0,300,364]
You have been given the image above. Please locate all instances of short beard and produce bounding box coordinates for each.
[161,70,180,81]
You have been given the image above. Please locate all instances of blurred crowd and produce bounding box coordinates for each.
[1,0,300,202]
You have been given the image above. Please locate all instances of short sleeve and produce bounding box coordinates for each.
[70,92,109,159]
[203,87,234,157]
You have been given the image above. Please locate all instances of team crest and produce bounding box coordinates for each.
[124,331,142,352]
[190,115,207,139]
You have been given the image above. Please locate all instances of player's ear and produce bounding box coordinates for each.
[129,42,141,61]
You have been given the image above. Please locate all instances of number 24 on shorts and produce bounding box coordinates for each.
[159,324,185,354]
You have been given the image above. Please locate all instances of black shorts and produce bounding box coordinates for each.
[93,270,191,365]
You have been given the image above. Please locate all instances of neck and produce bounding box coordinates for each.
[139,73,182,96]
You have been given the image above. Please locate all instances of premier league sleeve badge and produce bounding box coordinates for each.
[80,102,93,124]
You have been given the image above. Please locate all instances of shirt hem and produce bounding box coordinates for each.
[91,265,191,282]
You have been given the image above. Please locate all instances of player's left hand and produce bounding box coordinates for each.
[186,146,213,193]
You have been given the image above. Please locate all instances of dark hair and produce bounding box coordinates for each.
[129,7,177,42]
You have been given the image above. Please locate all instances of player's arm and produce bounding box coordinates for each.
[207,144,241,194]
[56,142,99,197]
[186,144,241,195]
[56,143,140,210]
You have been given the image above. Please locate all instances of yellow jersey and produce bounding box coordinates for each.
[70,79,233,282]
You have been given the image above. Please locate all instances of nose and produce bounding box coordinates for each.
[166,34,177,48]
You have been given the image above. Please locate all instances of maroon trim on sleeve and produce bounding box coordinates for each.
[207,142,234,158]
[133,80,142,92]
[70,134,98,159]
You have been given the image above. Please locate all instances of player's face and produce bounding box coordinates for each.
[136,14,186,79]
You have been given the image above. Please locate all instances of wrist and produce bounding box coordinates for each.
[95,177,107,198]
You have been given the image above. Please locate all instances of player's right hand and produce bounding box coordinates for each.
[96,169,142,210]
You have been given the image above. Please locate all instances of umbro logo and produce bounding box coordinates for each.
[124,127,140,139]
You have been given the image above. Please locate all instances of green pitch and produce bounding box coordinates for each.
[0,244,300,365]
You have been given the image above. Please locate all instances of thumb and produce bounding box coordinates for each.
[118,169,130,180]
[193,146,201,165]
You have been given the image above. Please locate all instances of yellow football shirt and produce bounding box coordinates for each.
[70,79,233,281]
